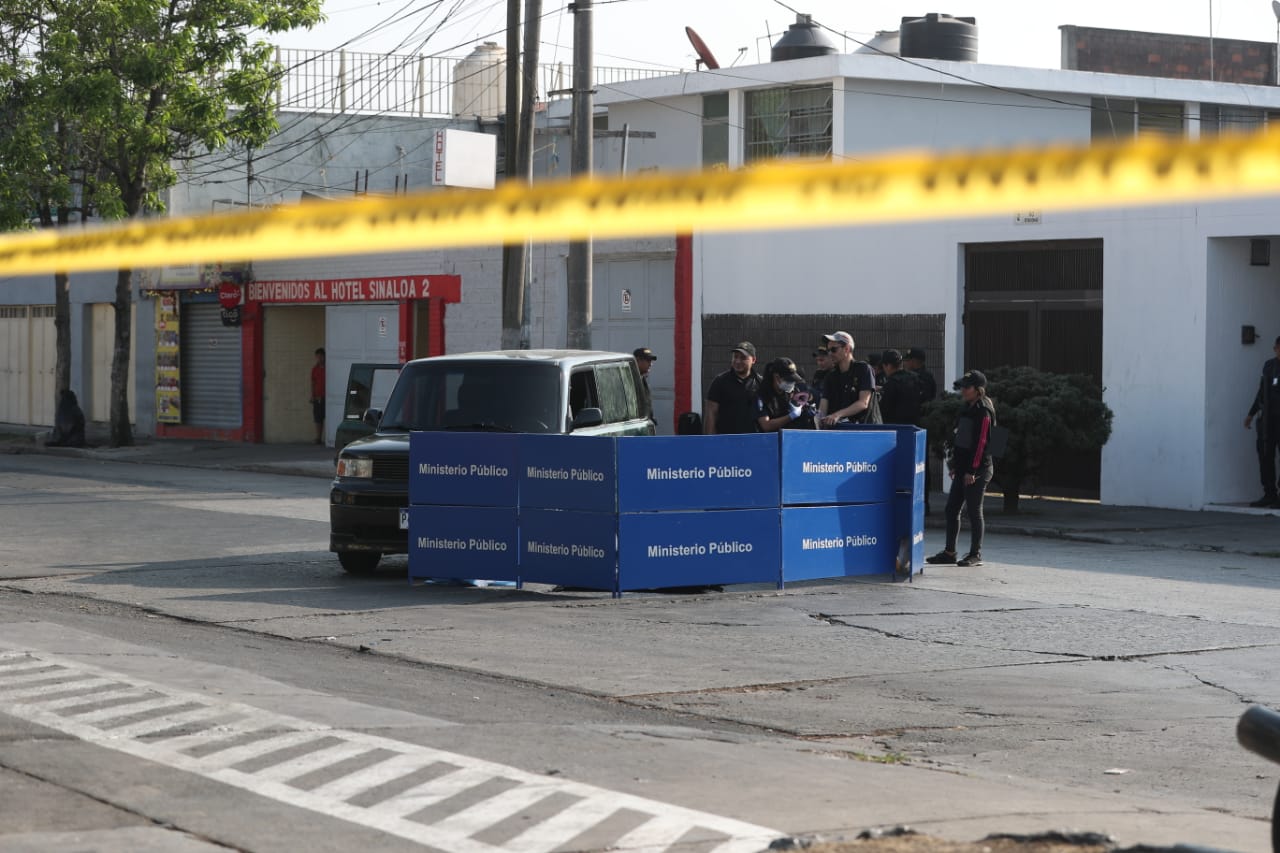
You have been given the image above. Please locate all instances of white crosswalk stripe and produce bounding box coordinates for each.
[427,782,565,837]
[0,675,114,700]
[0,647,780,852]
[304,750,430,801]
[23,686,149,712]
[370,765,502,819]
[499,793,625,853]
[249,739,376,784]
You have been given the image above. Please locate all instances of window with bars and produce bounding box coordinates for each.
[744,85,833,162]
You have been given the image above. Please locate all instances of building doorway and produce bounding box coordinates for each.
[964,239,1104,497]
[591,254,676,433]
[263,305,325,443]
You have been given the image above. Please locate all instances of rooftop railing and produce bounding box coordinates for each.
[273,47,677,118]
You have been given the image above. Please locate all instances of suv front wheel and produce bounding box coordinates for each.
[338,552,381,574]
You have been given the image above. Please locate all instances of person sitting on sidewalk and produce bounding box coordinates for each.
[46,390,86,448]
[928,371,997,568]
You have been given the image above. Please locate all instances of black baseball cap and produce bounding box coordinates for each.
[769,357,801,383]
[633,347,657,361]
[905,347,927,362]
[882,348,903,366]
[731,341,757,358]
[954,370,987,390]
[867,352,883,367]
[812,345,829,356]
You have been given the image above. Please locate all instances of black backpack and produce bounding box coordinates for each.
[677,411,703,435]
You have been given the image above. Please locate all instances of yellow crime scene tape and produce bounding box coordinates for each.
[2,128,1280,276]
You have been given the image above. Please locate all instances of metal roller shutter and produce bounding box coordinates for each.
[181,303,242,428]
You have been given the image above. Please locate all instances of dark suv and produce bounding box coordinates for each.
[329,350,655,573]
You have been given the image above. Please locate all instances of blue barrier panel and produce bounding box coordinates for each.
[780,430,896,506]
[781,503,895,581]
[835,424,926,495]
[407,505,519,581]
[519,435,618,512]
[408,432,519,507]
[519,509,618,590]
[617,509,781,590]
[894,492,925,577]
[616,435,780,512]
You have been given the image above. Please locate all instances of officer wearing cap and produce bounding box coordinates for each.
[633,347,657,425]
[705,342,762,434]
[810,344,832,408]
[879,349,921,426]
[1244,335,1280,508]
[905,347,938,405]
[927,370,997,568]
[756,357,817,432]
[818,331,881,426]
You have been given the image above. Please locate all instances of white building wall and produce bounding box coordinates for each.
[1205,233,1280,505]
[695,197,1244,510]
[606,96,703,173]
[843,81,1091,154]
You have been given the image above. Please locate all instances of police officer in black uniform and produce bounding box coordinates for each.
[634,347,657,425]
[1245,335,1280,508]
[906,347,938,512]
[755,357,817,432]
[927,370,997,568]
[905,347,937,405]
[705,342,762,434]
[878,349,921,425]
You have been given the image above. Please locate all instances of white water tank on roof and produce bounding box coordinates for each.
[453,41,506,120]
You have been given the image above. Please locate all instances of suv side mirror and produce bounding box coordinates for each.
[362,407,383,427]
[571,407,604,430]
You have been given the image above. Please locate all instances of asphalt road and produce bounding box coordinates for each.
[0,454,1277,852]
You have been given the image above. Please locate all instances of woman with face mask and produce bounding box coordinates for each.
[755,357,818,432]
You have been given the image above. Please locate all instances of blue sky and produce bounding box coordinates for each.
[284,0,1280,71]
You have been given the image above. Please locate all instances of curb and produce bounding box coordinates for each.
[925,517,1278,560]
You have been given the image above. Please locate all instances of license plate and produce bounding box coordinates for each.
[398,508,409,530]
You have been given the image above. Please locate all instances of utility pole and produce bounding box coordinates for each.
[515,0,542,349]
[500,0,524,349]
[566,0,593,350]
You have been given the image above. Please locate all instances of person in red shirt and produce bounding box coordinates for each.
[310,348,326,445]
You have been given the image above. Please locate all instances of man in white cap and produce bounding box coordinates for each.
[818,331,881,427]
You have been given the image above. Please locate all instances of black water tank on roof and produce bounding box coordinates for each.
[900,13,978,62]
[771,13,838,62]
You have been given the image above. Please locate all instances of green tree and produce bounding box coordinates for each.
[921,366,1114,513]
[0,1,95,407]
[2,0,322,445]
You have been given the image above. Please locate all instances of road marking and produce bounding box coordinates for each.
[0,648,779,852]
[167,498,329,523]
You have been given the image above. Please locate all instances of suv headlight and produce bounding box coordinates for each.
[336,457,373,478]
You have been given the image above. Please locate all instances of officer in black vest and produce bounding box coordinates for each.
[1245,335,1280,508]
[633,347,657,426]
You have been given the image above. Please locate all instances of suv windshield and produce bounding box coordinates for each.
[378,361,562,434]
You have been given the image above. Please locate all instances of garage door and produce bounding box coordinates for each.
[0,306,56,426]
[181,303,242,429]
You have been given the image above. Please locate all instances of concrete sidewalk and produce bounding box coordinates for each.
[3,426,1276,559]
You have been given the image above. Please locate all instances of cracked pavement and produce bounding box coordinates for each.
[0,454,1278,851]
